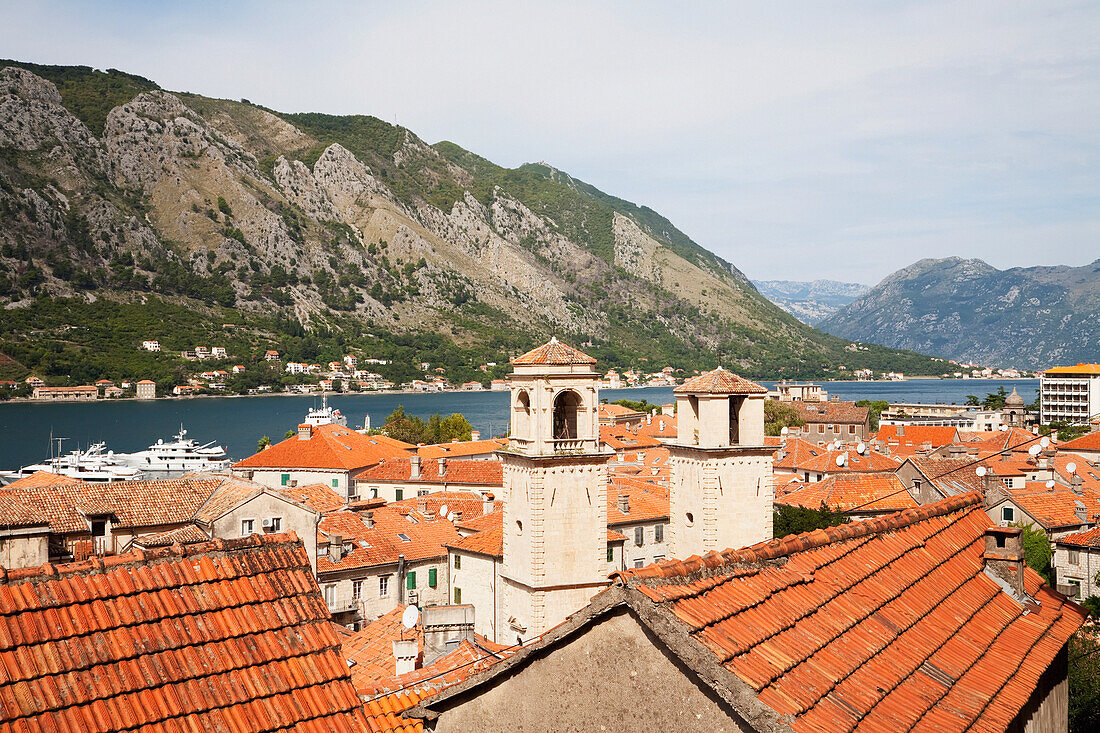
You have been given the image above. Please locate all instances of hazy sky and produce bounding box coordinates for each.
[3,1,1098,283]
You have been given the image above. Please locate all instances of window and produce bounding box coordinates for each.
[395,488,403,501]
[418,489,430,497]
[634,527,644,546]
[1069,550,1080,565]
[454,588,462,604]
[654,524,664,543]
[269,517,282,532]
[454,555,461,569]
[331,478,339,488]
[633,559,645,569]
[428,568,438,587]
[370,487,379,499]
[1001,506,1015,523]
[653,555,665,563]
[406,571,417,590]
[241,519,254,535]
[685,512,694,527]
[352,580,363,600]
[281,473,290,486]
[817,424,824,434]
[397,533,411,542]
[324,584,335,606]
[606,547,614,563]
[832,424,839,433]
[90,520,106,537]
[849,425,856,434]
[379,575,390,597]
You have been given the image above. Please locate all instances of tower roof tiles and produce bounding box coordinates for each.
[674,366,766,395]
[511,337,596,366]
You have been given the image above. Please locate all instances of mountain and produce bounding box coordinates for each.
[818,257,1100,369]
[751,279,869,325]
[0,60,947,386]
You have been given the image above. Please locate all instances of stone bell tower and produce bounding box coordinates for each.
[669,366,773,558]
[498,337,612,643]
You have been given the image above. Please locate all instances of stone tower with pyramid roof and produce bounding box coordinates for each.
[1004,386,1026,427]
[498,337,615,642]
[669,366,774,558]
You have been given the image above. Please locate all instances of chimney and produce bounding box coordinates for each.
[948,444,965,458]
[1072,474,1084,494]
[983,527,1025,597]
[471,430,480,441]
[297,423,312,440]
[392,639,419,676]
[451,511,462,523]
[417,499,428,515]
[363,511,374,529]
[897,425,905,437]
[483,492,495,516]
[410,455,421,479]
[617,494,629,514]
[329,534,343,562]
[438,458,447,478]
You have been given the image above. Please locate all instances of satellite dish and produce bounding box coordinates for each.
[999,425,1008,432]
[438,504,448,520]
[1039,436,1050,449]
[401,605,420,630]
[856,442,866,455]
[780,426,789,435]
[836,453,847,467]
[1067,462,1077,474]
[976,466,987,477]
[1028,445,1041,456]
[1045,480,1056,489]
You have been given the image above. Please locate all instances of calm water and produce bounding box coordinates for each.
[0,379,1037,470]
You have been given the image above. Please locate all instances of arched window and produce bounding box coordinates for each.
[513,390,531,438]
[729,396,741,445]
[552,390,582,440]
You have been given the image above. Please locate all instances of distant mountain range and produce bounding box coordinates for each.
[0,59,949,384]
[818,257,1100,369]
[752,280,869,325]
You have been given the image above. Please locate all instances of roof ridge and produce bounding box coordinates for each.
[0,531,304,585]
[619,492,984,582]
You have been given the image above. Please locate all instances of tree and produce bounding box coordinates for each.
[1070,630,1100,733]
[855,399,889,431]
[284,429,296,439]
[1013,521,1053,584]
[608,398,660,414]
[773,504,849,539]
[764,401,805,436]
[257,435,270,451]
[982,386,1008,410]
[437,413,473,443]
[965,395,980,406]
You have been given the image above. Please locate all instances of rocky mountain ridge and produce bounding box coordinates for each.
[752,279,869,325]
[0,60,946,380]
[818,257,1100,369]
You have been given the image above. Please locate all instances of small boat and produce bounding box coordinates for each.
[112,427,231,478]
[303,393,347,427]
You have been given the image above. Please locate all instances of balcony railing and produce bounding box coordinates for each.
[327,598,358,614]
[552,439,586,452]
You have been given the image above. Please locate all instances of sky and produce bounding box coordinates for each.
[2,0,1098,284]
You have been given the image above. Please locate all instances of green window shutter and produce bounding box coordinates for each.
[428,568,437,588]
[454,555,461,569]
[606,547,614,563]
[406,571,416,590]
[454,588,461,604]
[395,488,403,501]
[280,473,289,486]
[332,478,338,488]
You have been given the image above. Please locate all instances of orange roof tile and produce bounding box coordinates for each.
[674,366,766,395]
[233,422,414,470]
[773,437,826,470]
[1057,525,1100,548]
[417,439,508,459]
[343,605,423,694]
[614,493,1086,733]
[873,425,960,457]
[1002,486,1100,529]
[906,456,987,495]
[318,505,460,573]
[511,337,596,365]
[1060,430,1100,452]
[775,472,915,512]
[606,483,670,525]
[790,400,869,424]
[360,457,503,486]
[1,469,83,488]
[599,425,664,451]
[277,482,347,513]
[447,512,504,558]
[130,523,211,547]
[793,447,900,474]
[0,533,371,731]
[1044,363,1100,375]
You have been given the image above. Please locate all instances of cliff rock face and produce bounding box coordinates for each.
[0,61,948,377]
[818,257,1100,368]
[752,279,869,325]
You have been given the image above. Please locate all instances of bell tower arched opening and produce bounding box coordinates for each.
[513,389,532,439]
[552,390,582,440]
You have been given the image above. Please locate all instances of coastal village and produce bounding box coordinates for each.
[0,338,1098,730]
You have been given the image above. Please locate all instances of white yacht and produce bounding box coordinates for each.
[113,427,231,478]
[304,393,348,427]
[0,441,145,484]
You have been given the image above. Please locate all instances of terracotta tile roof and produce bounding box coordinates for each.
[366,640,509,699]
[277,482,347,513]
[606,483,670,525]
[416,439,508,459]
[191,476,266,523]
[447,512,504,558]
[607,528,628,542]
[775,473,916,512]
[793,448,900,475]
[874,425,960,457]
[389,492,498,523]
[790,400,869,424]
[233,423,414,471]
[674,366,766,395]
[773,437,825,470]
[359,457,503,486]
[0,493,49,528]
[906,457,987,495]
[599,403,643,418]
[1044,362,1100,375]
[317,505,460,573]
[1061,431,1100,452]
[511,337,596,365]
[131,523,211,547]
[1,470,83,489]
[454,507,505,534]
[1002,486,1100,529]
[1057,525,1100,548]
[0,533,371,732]
[635,413,677,439]
[343,605,423,694]
[0,478,223,533]
[599,425,664,451]
[363,688,433,733]
[615,493,1086,732]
